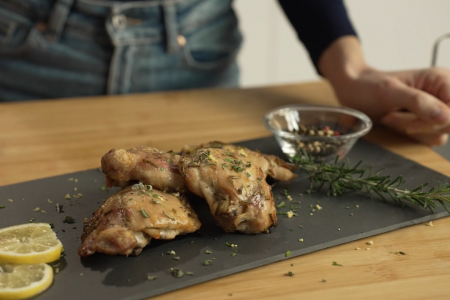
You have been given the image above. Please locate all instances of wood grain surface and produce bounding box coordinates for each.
[1,81,449,299]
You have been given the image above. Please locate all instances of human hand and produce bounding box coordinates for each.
[332,66,450,146]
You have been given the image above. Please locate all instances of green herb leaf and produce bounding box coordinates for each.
[203,259,213,266]
[63,216,75,224]
[147,275,157,281]
[171,268,184,278]
[285,250,292,257]
[332,261,343,266]
[277,201,286,208]
[163,210,175,220]
[292,150,450,214]
[140,209,149,218]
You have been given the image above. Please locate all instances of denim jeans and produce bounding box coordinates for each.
[0,0,242,101]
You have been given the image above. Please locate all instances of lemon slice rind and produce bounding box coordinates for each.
[0,263,53,300]
[0,223,63,264]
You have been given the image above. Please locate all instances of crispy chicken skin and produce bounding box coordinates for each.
[181,141,297,182]
[79,184,201,257]
[101,146,186,193]
[180,148,277,234]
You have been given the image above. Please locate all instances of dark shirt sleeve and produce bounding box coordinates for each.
[277,0,357,73]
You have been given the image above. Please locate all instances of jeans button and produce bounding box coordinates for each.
[112,14,127,30]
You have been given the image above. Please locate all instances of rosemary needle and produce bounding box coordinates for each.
[292,149,450,213]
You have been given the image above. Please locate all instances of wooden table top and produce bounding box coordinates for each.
[1,81,450,299]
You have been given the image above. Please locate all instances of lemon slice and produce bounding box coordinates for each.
[0,263,53,299]
[0,223,62,264]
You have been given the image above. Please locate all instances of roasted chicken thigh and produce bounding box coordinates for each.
[101,146,185,193]
[180,148,277,234]
[79,184,201,257]
[181,141,297,181]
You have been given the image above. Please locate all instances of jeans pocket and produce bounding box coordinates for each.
[0,9,43,55]
[181,10,242,71]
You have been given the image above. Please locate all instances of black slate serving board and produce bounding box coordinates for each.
[0,137,449,300]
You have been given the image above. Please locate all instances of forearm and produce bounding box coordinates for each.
[317,36,371,96]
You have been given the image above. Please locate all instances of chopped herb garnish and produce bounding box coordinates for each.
[167,250,176,255]
[285,250,292,257]
[29,218,36,223]
[332,261,343,266]
[225,242,231,247]
[0,205,4,209]
[171,268,184,278]
[245,172,251,177]
[163,211,175,220]
[186,272,194,276]
[205,250,212,254]
[160,167,165,171]
[147,275,157,281]
[143,159,158,168]
[231,253,237,258]
[173,256,180,260]
[140,209,149,218]
[203,259,213,266]
[100,186,108,191]
[277,201,286,208]
[63,216,75,224]
[285,271,294,277]
[55,203,63,213]
[152,194,159,198]
[49,223,54,228]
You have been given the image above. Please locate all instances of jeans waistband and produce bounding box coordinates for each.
[47,0,233,48]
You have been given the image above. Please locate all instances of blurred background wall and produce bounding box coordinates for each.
[233,0,450,159]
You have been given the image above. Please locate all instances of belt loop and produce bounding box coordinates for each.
[161,1,179,54]
[47,0,74,42]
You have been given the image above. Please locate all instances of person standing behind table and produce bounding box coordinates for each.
[1,0,450,147]
[277,0,450,147]
[0,0,243,100]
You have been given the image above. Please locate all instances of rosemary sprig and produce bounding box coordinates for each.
[292,149,450,213]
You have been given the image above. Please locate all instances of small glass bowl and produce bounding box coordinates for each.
[263,104,372,162]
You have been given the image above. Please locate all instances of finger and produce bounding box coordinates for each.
[406,121,450,134]
[382,111,450,134]
[423,67,450,104]
[409,132,448,147]
[380,79,450,125]
[381,112,449,146]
